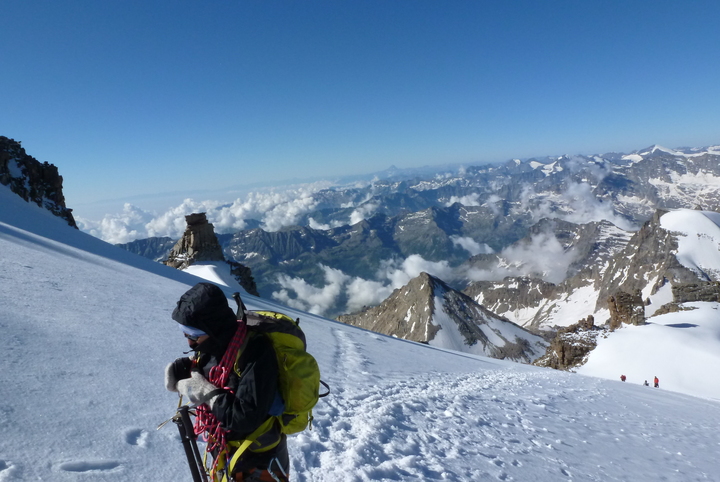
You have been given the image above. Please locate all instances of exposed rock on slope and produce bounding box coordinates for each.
[463,277,558,327]
[607,290,645,330]
[0,136,76,228]
[533,316,608,370]
[465,209,720,333]
[164,213,259,295]
[671,281,720,303]
[595,210,694,311]
[338,272,547,363]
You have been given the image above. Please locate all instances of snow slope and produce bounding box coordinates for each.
[578,303,720,400]
[1,185,720,481]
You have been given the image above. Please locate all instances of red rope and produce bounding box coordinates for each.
[193,321,247,472]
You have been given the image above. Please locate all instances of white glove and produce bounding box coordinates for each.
[176,372,222,407]
[165,362,179,392]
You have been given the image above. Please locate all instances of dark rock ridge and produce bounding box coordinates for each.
[533,315,607,370]
[164,213,258,296]
[0,136,76,228]
[116,236,176,262]
[595,210,692,309]
[671,281,720,303]
[338,272,547,363]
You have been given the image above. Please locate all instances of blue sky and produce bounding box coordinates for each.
[3,1,720,219]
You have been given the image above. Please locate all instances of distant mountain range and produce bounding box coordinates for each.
[118,143,720,311]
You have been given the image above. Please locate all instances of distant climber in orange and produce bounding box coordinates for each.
[654,376,659,388]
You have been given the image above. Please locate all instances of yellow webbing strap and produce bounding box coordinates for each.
[224,417,277,480]
[224,438,254,480]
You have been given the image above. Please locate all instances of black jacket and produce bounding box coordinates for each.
[196,332,280,441]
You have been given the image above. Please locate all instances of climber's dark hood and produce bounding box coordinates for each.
[172,282,238,345]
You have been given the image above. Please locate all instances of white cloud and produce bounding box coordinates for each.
[450,235,494,256]
[308,218,331,230]
[485,194,502,216]
[75,203,156,244]
[445,192,481,207]
[145,198,221,239]
[466,231,578,284]
[345,278,395,314]
[513,182,637,231]
[349,202,379,225]
[208,186,324,233]
[565,155,612,181]
[559,182,636,231]
[82,183,334,243]
[378,255,457,288]
[272,265,350,315]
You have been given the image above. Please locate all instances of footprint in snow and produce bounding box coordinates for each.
[125,428,149,447]
[58,461,121,472]
[0,460,19,480]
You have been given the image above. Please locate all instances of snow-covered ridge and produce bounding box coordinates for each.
[660,210,720,280]
[630,144,720,159]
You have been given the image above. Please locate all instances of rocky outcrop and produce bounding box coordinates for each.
[607,290,645,330]
[464,276,558,323]
[165,213,225,269]
[533,315,607,370]
[164,213,259,296]
[651,282,720,316]
[0,136,76,228]
[672,281,720,303]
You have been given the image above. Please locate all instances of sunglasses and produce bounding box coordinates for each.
[184,333,202,342]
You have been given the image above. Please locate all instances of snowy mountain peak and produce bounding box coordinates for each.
[338,272,547,362]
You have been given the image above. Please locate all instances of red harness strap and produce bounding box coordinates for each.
[193,322,248,472]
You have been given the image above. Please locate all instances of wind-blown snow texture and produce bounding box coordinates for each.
[1,184,719,481]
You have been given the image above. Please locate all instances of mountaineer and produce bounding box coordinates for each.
[165,282,290,481]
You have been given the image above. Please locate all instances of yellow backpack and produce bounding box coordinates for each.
[243,309,327,434]
[218,295,329,481]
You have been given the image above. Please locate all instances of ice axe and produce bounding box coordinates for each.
[158,403,208,482]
